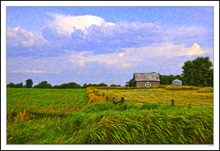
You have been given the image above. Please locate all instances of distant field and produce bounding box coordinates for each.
[7,88,88,112]
[7,87,213,144]
[98,87,213,108]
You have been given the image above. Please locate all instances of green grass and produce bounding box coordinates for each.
[7,88,213,144]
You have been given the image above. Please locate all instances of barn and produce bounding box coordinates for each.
[132,73,160,87]
[172,79,182,86]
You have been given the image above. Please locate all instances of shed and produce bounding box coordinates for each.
[172,79,182,86]
[132,73,160,87]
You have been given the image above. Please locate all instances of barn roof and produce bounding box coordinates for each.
[133,73,160,82]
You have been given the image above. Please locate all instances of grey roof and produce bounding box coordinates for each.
[172,79,182,82]
[133,73,160,82]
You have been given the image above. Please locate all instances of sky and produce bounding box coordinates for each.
[6,6,214,86]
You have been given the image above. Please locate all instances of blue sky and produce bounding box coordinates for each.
[6,6,214,86]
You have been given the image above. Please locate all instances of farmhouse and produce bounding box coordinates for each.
[131,73,160,87]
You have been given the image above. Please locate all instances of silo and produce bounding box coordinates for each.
[172,79,182,86]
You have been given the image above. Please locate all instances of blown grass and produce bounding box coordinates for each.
[7,88,213,144]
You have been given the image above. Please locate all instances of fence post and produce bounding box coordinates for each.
[113,98,116,105]
[121,97,124,104]
[171,99,174,107]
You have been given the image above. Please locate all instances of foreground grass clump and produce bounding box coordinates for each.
[76,104,213,144]
[8,104,213,144]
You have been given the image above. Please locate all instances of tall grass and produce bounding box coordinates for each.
[7,88,213,144]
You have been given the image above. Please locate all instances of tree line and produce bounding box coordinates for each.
[7,80,120,89]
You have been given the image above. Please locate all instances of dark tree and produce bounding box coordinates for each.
[98,83,108,86]
[206,68,213,87]
[53,82,81,89]
[53,85,60,89]
[15,83,23,88]
[33,81,52,88]
[82,83,88,88]
[181,56,213,87]
[128,79,134,87]
[25,79,33,88]
[168,75,175,84]
[7,82,15,88]
[159,75,169,85]
[110,84,121,87]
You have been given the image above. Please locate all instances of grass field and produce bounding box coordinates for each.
[7,87,213,144]
[97,86,213,108]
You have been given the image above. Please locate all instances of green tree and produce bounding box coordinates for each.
[7,82,15,88]
[7,82,23,88]
[15,83,23,88]
[168,75,175,84]
[181,56,213,87]
[110,84,121,87]
[174,75,182,80]
[206,68,213,87]
[128,79,134,87]
[53,85,60,89]
[159,75,169,85]
[25,79,33,88]
[53,82,81,89]
[34,81,52,88]
[82,83,88,88]
[98,83,108,86]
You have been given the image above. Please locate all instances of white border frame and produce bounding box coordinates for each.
[1,1,219,150]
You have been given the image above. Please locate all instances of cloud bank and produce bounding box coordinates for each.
[6,13,214,86]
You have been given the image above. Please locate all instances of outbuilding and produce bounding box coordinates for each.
[172,79,182,86]
[132,73,160,87]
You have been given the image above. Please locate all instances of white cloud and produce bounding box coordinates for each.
[122,63,131,68]
[49,14,115,37]
[187,43,205,55]
[70,50,132,71]
[12,69,58,74]
[167,25,208,36]
[122,42,206,58]
[7,27,49,47]
[118,52,125,58]
[68,42,210,73]
[77,60,85,66]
